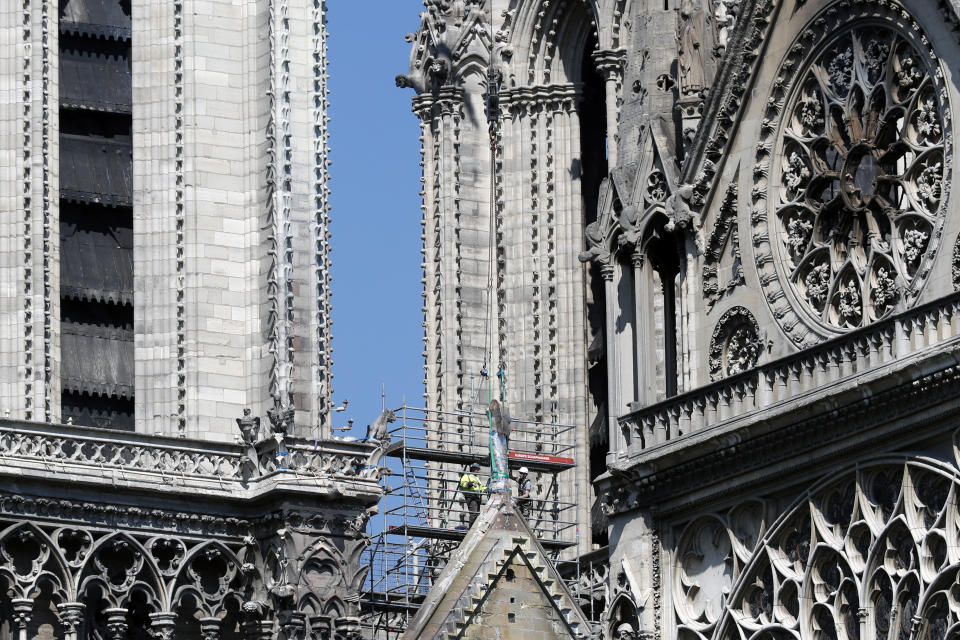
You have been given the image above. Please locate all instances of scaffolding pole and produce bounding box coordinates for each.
[360,405,581,639]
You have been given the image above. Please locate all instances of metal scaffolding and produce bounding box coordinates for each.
[361,405,580,639]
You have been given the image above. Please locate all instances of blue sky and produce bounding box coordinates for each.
[328,1,426,436]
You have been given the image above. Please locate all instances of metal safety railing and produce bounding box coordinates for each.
[382,404,577,464]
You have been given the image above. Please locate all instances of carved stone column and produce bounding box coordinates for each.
[309,614,332,640]
[601,262,622,458]
[593,49,626,167]
[104,607,128,640]
[278,611,307,640]
[242,620,274,640]
[149,612,177,640]
[333,616,362,640]
[56,602,85,640]
[632,250,657,409]
[200,616,222,640]
[11,599,32,640]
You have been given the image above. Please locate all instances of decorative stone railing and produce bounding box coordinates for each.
[0,420,381,485]
[0,422,247,479]
[619,293,960,455]
[257,438,384,479]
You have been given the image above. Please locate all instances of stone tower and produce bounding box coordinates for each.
[0,1,381,637]
[399,0,634,556]
[1,0,334,441]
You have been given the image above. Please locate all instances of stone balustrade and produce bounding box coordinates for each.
[257,437,383,479]
[0,419,380,485]
[618,293,960,455]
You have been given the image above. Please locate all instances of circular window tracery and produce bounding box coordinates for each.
[757,8,953,343]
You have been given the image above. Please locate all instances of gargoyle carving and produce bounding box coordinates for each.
[236,408,261,445]
[579,221,611,265]
[665,184,696,232]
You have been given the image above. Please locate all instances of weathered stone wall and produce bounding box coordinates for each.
[0,0,59,422]
[459,558,572,639]
[132,0,333,441]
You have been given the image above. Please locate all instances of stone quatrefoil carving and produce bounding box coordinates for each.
[756,7,953,343]
[674,458,960,640]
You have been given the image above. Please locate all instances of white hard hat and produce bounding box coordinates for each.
[519,467,529,474]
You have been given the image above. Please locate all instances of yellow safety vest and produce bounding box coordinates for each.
[460,473,485,493]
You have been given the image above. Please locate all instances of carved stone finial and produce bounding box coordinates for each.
[237,408,261,445]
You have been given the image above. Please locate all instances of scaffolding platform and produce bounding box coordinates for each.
[382,440,575,471]
[386,523,577,550]
[362,405,582,639]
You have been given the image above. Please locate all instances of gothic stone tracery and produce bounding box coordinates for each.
[673,457,960,640]
[755,4,952,344]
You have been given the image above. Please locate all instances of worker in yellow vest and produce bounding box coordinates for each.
[459,462,486,524]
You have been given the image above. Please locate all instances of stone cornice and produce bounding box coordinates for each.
[618,293,960,453]
[500,83,581,113]
[410,87,464,118]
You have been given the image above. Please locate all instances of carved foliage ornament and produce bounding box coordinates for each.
[709,307,763,381]
[953,236,960,291]
[676,460,960,640]
[755,5,952,344]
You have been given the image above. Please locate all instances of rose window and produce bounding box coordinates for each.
[773,25,947,329]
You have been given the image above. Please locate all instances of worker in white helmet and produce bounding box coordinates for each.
[516,466,532,518]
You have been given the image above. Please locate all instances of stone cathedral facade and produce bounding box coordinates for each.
[403,0,960,638]
[0,0,383,638]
